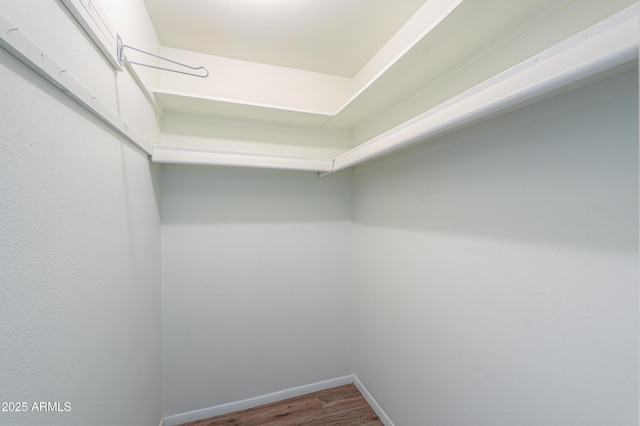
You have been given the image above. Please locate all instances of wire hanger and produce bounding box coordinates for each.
[117,35,209,78]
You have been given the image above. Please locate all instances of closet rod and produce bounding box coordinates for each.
[117,35,209,78]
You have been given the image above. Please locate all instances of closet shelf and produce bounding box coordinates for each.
[152,89,334,127]
[152,146,335,172]
[150,5,638,175]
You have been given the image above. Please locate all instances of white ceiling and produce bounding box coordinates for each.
[143,0,427,77]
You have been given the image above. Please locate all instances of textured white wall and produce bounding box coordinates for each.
[0,2,162,425]
[352,70,638,426]
[161,166,353,417]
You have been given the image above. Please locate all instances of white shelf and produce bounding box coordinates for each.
[153,89,334,127]
[151,5,638,174]
[332,4,639,172]
[0,14,151,155]
[152,146,334,172]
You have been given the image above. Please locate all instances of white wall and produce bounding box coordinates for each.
[352,69,638,426]
[0,2,162,425]
[161,166,353,417]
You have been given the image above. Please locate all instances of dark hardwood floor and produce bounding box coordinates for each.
[179,384,384,426]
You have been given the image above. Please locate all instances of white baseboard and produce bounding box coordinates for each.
[163,375,354,426]
[353,376,395,426]
[162,375,394,426]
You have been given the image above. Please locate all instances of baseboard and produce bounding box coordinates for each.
[353,376,395,426]
[163,375,354,426]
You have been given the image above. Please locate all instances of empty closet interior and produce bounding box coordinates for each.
[1,1,638,425]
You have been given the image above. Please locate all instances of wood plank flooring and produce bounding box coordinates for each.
[179,384,383,426]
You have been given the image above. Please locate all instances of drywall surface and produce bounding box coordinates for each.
[0,2,162,425]
[161,166,353,417]
[352,69,638,426]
